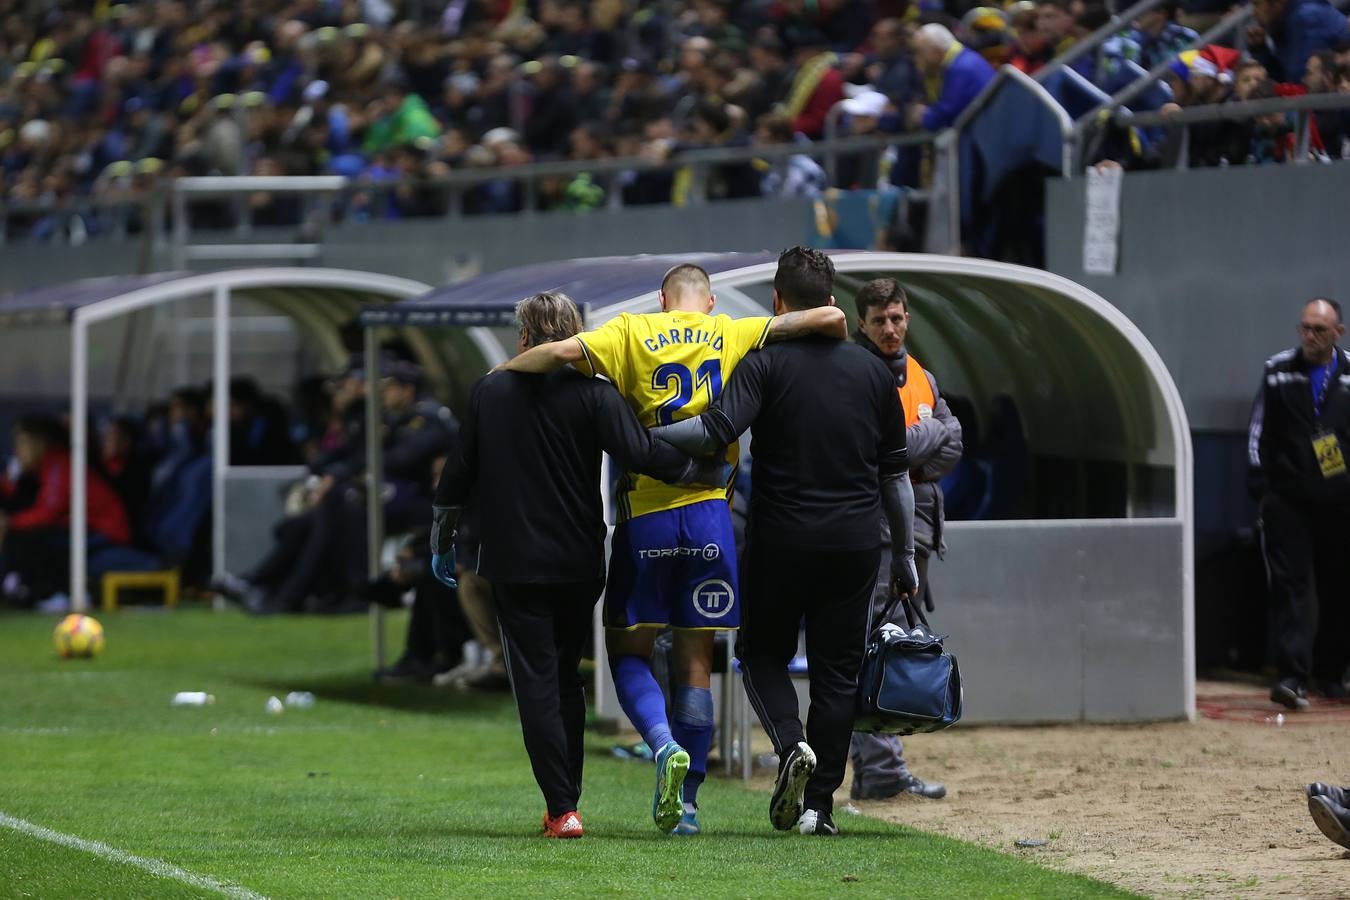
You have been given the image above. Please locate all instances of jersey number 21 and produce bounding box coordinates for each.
[652,360,723,425]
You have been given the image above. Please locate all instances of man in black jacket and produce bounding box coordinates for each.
[1248,297,1350,709]
[655,248,918,836]
[431,291,719,839]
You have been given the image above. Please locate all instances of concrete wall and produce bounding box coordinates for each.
[1045,164,1350,433]
[694,517,1187,738]
[224,469,307,576]
[0,198,812,295]
[938,519,1186,722]
[1043,165,1345,667]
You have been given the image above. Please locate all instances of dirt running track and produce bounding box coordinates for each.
[851,681,1350,898]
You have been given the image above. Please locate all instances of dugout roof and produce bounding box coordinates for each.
[358,252,780,327]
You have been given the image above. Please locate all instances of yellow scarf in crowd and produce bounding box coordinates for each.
[923,42,966,103]
[785,52,839,119]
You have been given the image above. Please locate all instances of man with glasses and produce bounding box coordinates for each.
[1248,297,1350,709]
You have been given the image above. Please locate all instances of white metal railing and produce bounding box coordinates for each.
[1111,91,1350,167]
[932,65,1080,255]
[1,133,917,248]
[169,175,349,267]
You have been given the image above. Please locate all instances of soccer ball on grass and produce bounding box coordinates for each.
[53,614,105,659]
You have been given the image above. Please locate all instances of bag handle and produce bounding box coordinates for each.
[871,585,930,636]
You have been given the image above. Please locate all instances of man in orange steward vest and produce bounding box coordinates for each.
[848,277,964,803]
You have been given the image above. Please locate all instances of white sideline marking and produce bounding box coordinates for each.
[0,811,267,899]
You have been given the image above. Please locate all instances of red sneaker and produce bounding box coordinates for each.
[542,810,584,839]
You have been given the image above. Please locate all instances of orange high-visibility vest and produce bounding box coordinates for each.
[898,354,935,428]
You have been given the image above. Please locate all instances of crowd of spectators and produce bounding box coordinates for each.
[0,356,445,604]
[0,349,509,686]
[1,0,1347,239]
[0,376,296,610]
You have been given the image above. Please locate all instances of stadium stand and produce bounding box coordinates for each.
[2,0,1347,245]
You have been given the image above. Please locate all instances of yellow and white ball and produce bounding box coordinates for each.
[53,614,105,659]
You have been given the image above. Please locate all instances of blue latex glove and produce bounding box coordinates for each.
[431,550,458,589]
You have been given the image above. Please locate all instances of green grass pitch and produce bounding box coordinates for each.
[0,609,1135,899]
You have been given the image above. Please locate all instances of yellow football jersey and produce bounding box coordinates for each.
[574,309,773,520]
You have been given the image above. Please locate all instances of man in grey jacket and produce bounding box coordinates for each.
[848,278,964,802]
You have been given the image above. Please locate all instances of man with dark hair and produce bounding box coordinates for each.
[226,376,298,466]
[217,358,455,615]
[1130,2,1199,71]
[753,113,827,198]
[1036,0,1078,57]
[1247,0,1349,83]
[654,247,918,837]
[1248,297,1350,709]
[0,414,131,608]
[866,18,921,108]
[847,278,961,803]
[432,291,718,839]
[1302,50,1349,156]
[501,262,846,836]
[744,32,791,120]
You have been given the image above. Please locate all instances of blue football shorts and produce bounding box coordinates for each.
[605,499,740,630]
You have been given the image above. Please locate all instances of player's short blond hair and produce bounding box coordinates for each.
[660,264,712,300]
[516,291,583,346]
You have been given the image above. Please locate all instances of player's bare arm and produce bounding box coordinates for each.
[497,337,585,373]
[764,306,847,343]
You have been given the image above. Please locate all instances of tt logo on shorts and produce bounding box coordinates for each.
[638,544,721,561]
[692,580,735,619]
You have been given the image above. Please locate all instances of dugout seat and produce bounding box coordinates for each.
[88,544,179,611]
[101,569,180,612]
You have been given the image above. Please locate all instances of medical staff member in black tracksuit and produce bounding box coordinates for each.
[431,291,721,838]
[1249,297,1350,710]
[655,247,918,837]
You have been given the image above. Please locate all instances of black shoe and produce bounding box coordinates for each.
[851,774,947,801]
[770,742,817,831]
[797,808,839,835]
[1307,794,1350,850]
[1271,678,1310,710]
[898,774,947,800]
[1308,783,1350,807]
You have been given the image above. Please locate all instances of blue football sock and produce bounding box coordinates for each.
[612,655,674,752]
[672,685,714,806]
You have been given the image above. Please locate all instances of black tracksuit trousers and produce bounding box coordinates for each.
[1262,493,1350,685]
[737,542,879,815]
[494,580,603,818]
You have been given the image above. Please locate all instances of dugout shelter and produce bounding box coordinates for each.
[0,267,470,621]
[361,251,1195,725]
